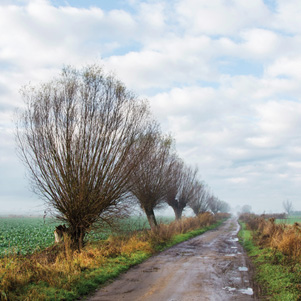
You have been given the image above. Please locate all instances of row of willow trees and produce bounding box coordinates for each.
[16,64,229,250]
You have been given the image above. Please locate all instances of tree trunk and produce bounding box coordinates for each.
[145,208,157,229]
[68,226,86,251]
[173,207,183,220]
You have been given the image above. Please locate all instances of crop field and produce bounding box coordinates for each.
[275,215,301,224]
[0,215,174,256]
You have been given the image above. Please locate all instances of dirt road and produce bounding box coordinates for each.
[88,218,257,301]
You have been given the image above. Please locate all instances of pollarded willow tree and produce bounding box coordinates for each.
[165,158,185,220]
[16,65,156,250]
[208,196,230,214]
[189,181,210,216]
[129,133,176,229]
[166,164,199,220]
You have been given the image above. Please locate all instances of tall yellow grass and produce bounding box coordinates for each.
[241,214,301,261]
[0,213,223,300]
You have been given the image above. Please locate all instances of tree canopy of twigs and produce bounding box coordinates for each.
[165,158,184,219]
[208,196,230,214]
[166,165,199,219]
[16,65,156,250]
[283,200,293,216]
[188,181,210,216]
[129,133,176,228]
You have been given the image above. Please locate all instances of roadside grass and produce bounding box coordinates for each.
[238,222,301,301]
[0,213,228,300]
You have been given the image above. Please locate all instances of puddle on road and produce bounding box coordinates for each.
[228,238,239,242]
[238,266,248,272]
[223,287,253,296]
[223,286,236,292]
[239,288,253,295]
[225,254,236,257]
[231,277,241,282]
[231,246,237,249]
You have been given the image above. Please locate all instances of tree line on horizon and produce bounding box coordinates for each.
[16,64,230,250]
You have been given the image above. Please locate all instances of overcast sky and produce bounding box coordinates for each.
[1,0,301,214]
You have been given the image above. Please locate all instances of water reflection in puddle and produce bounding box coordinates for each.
[228,238,239,242]
[223,286,236,292]
[239,288,253,295]
[223,286,253,296]
[238,266,248,271]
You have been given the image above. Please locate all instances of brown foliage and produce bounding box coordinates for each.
[0,213,222,299]
[243,214,301,261]
[144,212,216,246]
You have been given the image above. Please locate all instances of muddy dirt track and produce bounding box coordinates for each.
[88,218,257,301]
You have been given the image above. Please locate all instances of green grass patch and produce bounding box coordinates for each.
[0,216,174,257]
[275,216,301,225]
[238,222,301,301]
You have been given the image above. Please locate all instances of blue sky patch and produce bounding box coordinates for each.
[218,58,263,77]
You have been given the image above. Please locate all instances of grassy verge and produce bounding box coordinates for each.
[238,222,301,301]
[1,213,228,300]
[162,219,224,250]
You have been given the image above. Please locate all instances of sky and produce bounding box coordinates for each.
[1,0,301,215]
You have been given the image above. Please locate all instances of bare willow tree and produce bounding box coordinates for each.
[165,158,184,220]
[189,181,210,216]
[208,196,220,214]
[129,133,176,229]
[283,200,293,216]
[218,200,231,213]
[16,65,155,250]
[166,165,198,220]
[208,196,230,214]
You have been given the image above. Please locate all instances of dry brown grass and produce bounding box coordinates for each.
[0,213,222,300]
[144,212,217,246]
[244,215,301,261]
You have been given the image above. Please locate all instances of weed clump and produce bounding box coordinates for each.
[247,215,301,261]
[239,214,301,301]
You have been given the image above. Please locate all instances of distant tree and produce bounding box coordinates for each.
[283,200,293,216]
[218,200,231,213]
[129,133,176,229]
[208,196,229,214]
[189,182,210,216]
[208,196,219,214]
[169,165,198,220]
[165,158,185,220]
[241,204,252,214]
[16,65,155,250]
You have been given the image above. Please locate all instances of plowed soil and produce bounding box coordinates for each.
[87,218,257,301]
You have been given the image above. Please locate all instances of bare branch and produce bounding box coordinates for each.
[16,64,156,250]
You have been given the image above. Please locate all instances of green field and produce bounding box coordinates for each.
[275,216,301,224]
[0,216,174,256]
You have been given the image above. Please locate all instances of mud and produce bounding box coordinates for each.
[87,218,257,301]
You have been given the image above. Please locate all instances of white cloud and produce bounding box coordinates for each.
[265,56,301,79]
[175,0,271,36]
[1,0,301,213]
[227,177,248,184]
[240,29,280,58]
[272,0,301,34]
